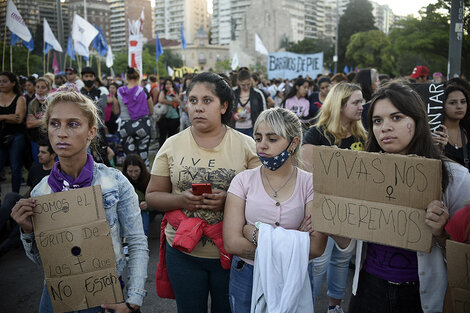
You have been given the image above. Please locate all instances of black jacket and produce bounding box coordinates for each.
[231,86,266,128]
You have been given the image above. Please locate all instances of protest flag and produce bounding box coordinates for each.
[180,24,186,50]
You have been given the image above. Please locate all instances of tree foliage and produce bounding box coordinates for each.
[346,30,395,75]
[1,43,43,76]
[338,0,377,70]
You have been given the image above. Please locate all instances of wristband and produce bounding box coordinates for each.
[252,227,258,246]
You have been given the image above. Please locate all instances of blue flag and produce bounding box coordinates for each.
[44,42,53,54]
[343,65,349,74]
[23,37,34,51]
[92,25,108,57]
[66,36,75,61]
[156,33,164,61]
[180,23,186,50]
[10,32,21,46]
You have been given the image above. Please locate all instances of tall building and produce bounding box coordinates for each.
[0,0,68,48]
[304,0,349,42]
[109,0,154,52]
[371,1,395,34]
[211,0,251,46]
[154,0,209,44]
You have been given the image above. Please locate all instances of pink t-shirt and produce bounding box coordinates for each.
[228,166,314,264]
[285,96,310,117]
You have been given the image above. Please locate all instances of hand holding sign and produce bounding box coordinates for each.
[424,200,449,237]
[10,198,36,234]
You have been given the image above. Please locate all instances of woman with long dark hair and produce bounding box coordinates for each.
[282,78,316,132]
[123,154,156,236]
[0,71,27,193]
[442,83,470,170]
[26,77,52,164]
[354,68,380,129]
[349,81,470,313]
[157,77,180,148]
[146,72,259,312]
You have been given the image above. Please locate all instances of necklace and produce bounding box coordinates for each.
[448,129,461,149]
[263,167,296,198]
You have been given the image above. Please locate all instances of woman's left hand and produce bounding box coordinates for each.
[298,215,313,234]
[424,200,449,237]
[198,189,227,211]
[101,302,139,313]
[432,125,448,147]
[139,201,148,211]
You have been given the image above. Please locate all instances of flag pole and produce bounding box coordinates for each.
[43,39,46,75]
[10,45,13,72]
[98,46,101,79]
[27,49,30,76]
[2,24,7,71]
[46,51,50,73]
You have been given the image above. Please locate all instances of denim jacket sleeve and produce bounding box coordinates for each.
[115,172,149,306]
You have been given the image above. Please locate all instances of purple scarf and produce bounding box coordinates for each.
[48,154,94,192]
[118,85,149,120]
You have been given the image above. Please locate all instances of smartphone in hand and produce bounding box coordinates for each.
[192,183,212,195]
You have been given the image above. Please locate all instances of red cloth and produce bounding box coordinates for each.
[445,205,470,243]
[156,210,232,299]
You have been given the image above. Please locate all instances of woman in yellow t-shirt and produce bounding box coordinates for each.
[146,72,260,313]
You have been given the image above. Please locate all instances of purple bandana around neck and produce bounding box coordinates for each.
[48,154,94,192]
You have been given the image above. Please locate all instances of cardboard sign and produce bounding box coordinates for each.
[32,186,123,313]
[447,240,470,313]
[310,146,442,252]
[411,83,446,132]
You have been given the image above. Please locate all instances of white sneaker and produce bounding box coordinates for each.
[327,305,345,313]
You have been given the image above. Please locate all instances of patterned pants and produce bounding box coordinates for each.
[119,116,151,168]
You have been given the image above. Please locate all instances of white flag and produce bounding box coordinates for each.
[167,66,174,77]
[106,46,114,68]
[255,33,268,56]
[128,34,143,76]
[72,14,98,56]
[231,52,239,71]
[44,18,62,52]
[6,0,32,42]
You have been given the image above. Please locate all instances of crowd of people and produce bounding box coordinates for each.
[0,63,469,313]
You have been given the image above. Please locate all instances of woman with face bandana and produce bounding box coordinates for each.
[223,108,329,313]
[26,77,52,164]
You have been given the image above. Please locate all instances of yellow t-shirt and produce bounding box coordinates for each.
[151,126,260,258]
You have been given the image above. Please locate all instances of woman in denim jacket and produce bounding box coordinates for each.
[11,91,148,313]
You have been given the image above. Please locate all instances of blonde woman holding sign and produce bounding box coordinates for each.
[348,81,470,313]
[11,91,148,313]
[301,82,367,313]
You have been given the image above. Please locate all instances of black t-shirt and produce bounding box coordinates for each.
[27,163,51,188]
[303,126,364,151]
[444,140,470,170]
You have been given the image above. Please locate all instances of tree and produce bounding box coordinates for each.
[346,30,395,75]
[214,59,231,72]
[338,0,376,70]
[388,4,450,77]
[1,43,43,76]
[286,38,335,71]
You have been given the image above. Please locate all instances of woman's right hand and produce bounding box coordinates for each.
[10,198,36,234]
[180,189,204,211]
